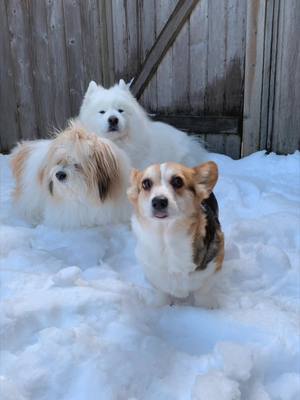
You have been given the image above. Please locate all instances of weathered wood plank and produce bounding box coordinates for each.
[139,0,158,112]
[272,0,300,153]
[205,0,226,154]
[131,0,199,99]
[155,0,177,113]
[98,0,114,86]
[125,0,139,79]
[80,0,103,88]
[151,115,239,134]
[0,0,19,152]
[259,0,277,151]
[223,0,246,115]
[225,134,241,160]
[46,0,71,130]
[189,0,208,114]
[242,0,267,156]
[6,0,38,140]
[63,0,85,115]
[172,9,190,112]
[30,0,54,136]
[111,0,127,80]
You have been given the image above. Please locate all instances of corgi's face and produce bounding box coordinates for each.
[128,162,218,221]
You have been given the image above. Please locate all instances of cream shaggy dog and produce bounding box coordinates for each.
[78,80,207,169]
[10,121,131,229]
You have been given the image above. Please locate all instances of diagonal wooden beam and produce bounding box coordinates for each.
[131,0,199,99]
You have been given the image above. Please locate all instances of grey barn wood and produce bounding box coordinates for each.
[0,0,299,157]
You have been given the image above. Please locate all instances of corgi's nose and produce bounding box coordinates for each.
[152,196,168,210]
[108,116,119,126]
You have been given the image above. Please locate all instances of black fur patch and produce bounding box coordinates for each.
[49,180,53,195]
[193,192,221,270]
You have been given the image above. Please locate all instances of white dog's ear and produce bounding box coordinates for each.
[119,79,132,91]
[85,81,98,97]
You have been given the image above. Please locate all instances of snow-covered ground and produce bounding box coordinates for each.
[0,151,299,400]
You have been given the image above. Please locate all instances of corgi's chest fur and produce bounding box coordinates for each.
[132,215,216,298]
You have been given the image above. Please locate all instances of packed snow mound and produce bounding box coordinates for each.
[0,151,299,400]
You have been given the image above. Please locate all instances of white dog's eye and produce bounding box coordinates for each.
[74,163,82,170]
[99,110,105,114]
[118,109,124,113]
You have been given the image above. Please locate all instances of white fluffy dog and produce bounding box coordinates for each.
[78,80,207,169]
[10,121,131,229]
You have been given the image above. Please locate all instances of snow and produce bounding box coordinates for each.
[0,150,300,400]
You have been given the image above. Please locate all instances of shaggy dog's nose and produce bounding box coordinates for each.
[56,171,67,181]
[152,196,168,210]
[108,116,119,126]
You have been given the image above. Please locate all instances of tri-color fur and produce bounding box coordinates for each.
[128,161,224,305]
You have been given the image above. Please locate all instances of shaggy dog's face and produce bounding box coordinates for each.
[79,80,136,142]
[128,162,218,221]
[40,126,120,204]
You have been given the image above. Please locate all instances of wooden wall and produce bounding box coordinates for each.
[0,0,299,157]
[243,0,300,155]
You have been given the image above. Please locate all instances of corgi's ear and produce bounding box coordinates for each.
[127,168,142,204]
[194,161,218,199]
[119,79,131,91]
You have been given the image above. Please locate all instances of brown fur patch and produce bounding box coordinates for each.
[92,140,120,201]
[214,230,225,271]
[11,144,32,199]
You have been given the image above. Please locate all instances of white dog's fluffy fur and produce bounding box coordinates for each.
[10,121,131,229]
[78,80,207,169]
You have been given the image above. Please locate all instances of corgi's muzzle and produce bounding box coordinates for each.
[152,195,169,219]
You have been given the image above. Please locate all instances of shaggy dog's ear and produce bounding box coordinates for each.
[127,168,141,204]
[193,161,218,200]
[93,142,119,201]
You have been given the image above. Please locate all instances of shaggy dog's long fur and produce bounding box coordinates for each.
[11,121,131,228]
[78,80,207,169]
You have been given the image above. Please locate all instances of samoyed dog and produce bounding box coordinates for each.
[78,79,207,169]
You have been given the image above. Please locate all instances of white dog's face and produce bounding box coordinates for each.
[41,124,120,204]
[79,80,136,142]
[128,162,218,221]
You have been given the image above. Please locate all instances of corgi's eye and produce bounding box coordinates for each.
[99,110,105,114]
[142,178,152,191]
[171,176,184,189]
[118,109,124,113]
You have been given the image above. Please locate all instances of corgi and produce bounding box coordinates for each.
[128,161,224,306]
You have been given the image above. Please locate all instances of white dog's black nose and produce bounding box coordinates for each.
[152,196,168,210]
[56,171,67,181]
[108,116,119,127]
